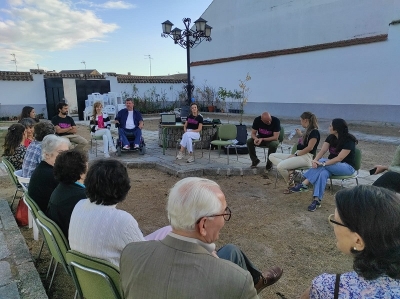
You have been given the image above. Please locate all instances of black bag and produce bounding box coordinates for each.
[235,124,248,145]
[223,144,249,155]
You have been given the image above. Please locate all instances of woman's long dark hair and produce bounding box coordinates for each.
[336,185,400,280]
[331,118,358,151]
[2,124,25,156]
[300,112,318,142]
[19,106,34,120]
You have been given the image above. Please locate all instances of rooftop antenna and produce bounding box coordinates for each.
[144,55,153,76]
[81,61,86,70]
[10,54,17,71]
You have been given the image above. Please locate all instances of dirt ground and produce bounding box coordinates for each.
[1,115,399,299]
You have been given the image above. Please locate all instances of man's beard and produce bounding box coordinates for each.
[62,111,68,115]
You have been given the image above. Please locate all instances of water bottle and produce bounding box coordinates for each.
[288,129,296,140]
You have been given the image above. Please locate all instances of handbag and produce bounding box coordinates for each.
[334,273,341,299]
[15,197,28,227]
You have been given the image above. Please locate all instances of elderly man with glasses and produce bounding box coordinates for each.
[120,177,282,298]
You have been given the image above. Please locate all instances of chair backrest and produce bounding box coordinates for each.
[2,157,20,189]
[291,143,298,155]
[24,192,41,218]
[36,210,70,274]
[218,124,237,141]
[278,126,285,143]
[14,170,30,192]
[353,148,362,171]
[66,250,123,299]
[104,105,116,115]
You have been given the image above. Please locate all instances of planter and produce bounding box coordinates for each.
[208,105,215,112]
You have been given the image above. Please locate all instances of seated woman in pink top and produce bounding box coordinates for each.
[69,159,171,267]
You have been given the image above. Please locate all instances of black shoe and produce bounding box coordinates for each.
[266,162,273,171]
[251,159,260,168]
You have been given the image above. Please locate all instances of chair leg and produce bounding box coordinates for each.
[46,256,54,280]
[37,240,45,260]
[274,169,279,188]
[227,149,229,165]
[10,189,18,208]
[263,148,267,162]
[330,178,334,194]
[208,145,212,162]
[48,262,58,291]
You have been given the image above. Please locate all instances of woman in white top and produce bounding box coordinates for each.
[90,101,116,158]
[69,159,171,267]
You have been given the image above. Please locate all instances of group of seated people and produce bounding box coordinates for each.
[2,104,400,298]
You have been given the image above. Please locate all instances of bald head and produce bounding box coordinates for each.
[261,112,272,125]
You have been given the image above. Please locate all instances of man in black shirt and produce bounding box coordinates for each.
[51,103,88,152]
[246,112,281,170]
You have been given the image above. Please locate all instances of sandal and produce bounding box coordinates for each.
[288,170,295,185]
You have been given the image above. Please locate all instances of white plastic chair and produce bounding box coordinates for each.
[104,105,116,120]
[83,106,93,123]
[14,170,39,241]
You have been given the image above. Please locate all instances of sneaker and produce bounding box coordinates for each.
[176,151,184,160]
[251,159,260,168]
[289,183,309,193]
[265,162,273,171]
[104,153,110,158]
[122,145,130,150]
[308,199,321,212]
[109,146,117,153]
[187,156,194,163]
[133,144,139,149]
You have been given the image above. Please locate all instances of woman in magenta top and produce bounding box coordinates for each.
[90,101,117,158]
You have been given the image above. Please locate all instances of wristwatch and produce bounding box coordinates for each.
[322,162,326,167]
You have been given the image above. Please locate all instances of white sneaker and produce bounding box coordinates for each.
[176,151,184,160]
[109,146,117,153]
[104,153,110,158]
[187,155,194,163]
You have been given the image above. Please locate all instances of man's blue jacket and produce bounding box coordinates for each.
[115,108,143,129]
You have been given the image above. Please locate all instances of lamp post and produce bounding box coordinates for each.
[161,18,212,110]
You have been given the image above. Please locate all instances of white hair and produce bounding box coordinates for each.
[41,134,70,160]
[167,177,222,231]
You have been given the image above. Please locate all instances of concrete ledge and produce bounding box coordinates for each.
[0,200,48,299]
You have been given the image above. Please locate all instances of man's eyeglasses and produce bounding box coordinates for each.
[328,214,347,228]
[196,207,232,224]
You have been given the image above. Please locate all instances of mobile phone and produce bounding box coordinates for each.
[369,168,377,175]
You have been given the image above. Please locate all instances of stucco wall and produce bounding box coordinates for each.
[0,74,47,118]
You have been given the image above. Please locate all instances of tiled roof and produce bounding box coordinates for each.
[30,69,45,74]
[59,69,99,75]
[116,74,187,84]
[0,71,33,81]
[191,34,388,67]
[44,72,105,79]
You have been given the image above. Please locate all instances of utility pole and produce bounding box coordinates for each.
[144,55,153,76]
[81,61,86,70]
[10,54,17,71]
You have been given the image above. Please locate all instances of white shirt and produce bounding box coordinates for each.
[125,111,135,129]
[69,198,145,267]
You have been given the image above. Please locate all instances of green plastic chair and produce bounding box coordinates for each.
[36,210,76,294]
[329,148,362,193]
[23,193,45,260]
[66,250,123,299]
[208,124,238,165]
[259,127,285,162]
[1,157,23,209]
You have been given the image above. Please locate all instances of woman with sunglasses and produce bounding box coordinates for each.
[301,185,400,298]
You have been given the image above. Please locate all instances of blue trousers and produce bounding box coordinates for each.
[118,127,142,147]
[217,244,262,284]
[304,158,355,200]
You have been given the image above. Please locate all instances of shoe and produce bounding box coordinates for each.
[251,159,260,168]
[255,266,283,294]
[122,145,130,150]
[187,156,194,163]
[133,144,139,149]
[104,153,110,158]
[308,199,321,212]
[265,162,273,171]
[289,183,309,193]
[176,151,184,160]
[109,146,117,153]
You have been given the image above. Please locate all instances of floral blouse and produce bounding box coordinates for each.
[310,271,400,298]
[3,144,26,170]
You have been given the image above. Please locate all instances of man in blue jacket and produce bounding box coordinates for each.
[115,98,144,150]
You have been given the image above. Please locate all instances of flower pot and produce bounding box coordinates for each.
[208,106,215,112]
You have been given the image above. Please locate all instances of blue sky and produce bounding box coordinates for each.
[0,0,213,75]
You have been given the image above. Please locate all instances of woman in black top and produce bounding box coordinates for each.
[176,103,203,163]
[269,112,320,193]
[290,118,358,212]
[2,123,26,170]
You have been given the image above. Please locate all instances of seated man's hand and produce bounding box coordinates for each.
[139,123,144,129]
[70,127,77,134]
[254,138,261,146]
[114,120,120,124]
[374,165,388,175]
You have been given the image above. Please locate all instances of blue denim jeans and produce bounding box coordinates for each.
[118,127,142,147]
[217,244,262,284]
[304,158,355,200]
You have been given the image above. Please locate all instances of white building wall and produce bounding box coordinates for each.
[0,74,47,118]
[63,78,78,114]
[191,0,400,122]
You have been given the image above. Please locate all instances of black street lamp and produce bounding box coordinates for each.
[161,18,212,111]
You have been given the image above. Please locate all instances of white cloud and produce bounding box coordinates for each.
[95,1,135,9]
